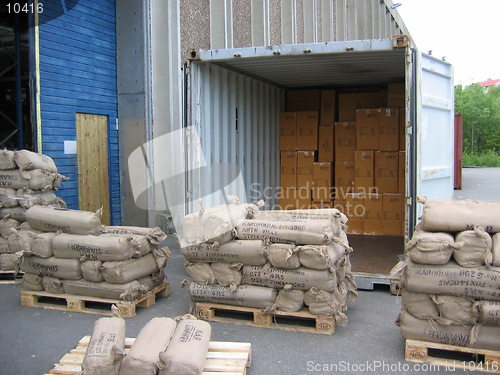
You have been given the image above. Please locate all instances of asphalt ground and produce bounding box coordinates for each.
[0,168,498,375]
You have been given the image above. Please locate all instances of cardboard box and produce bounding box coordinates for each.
[354,151,374,193]
[333,200,346,214]
[345,192,364,234]
[338,92,379,122]
[388,83,405,108]
[335,160,355,188]
[320,89,336,126]
[375,151,399,193]
[287,89,321,111]
[356,109,379,150]
[378,90,388,108]
[334,185,354,201]
[310,202,333,209]
[399,107,406,151]
[364,193,383,235]
[297,111,319,151]
[378,108,399,151]
[280,151,297,188]
[279,188,311,210]
[297,151,315,188]
[335,122,356,161]
[312,162,333,202]
[382,193,404,236]
[399,151,405,194]
[280,112,297,150]
[318,126,335,162]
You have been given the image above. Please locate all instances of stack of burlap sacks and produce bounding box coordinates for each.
[0,149,67,272]
[397,197,500,350]
[17,205,170,300]
[82,314,211,375]
[181,201,358,325]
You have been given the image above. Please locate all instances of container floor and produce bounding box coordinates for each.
[348,234,404,276]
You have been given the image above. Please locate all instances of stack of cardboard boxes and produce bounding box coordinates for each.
[279,84,406,236]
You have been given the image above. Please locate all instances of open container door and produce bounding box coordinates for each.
[413,51,455,218]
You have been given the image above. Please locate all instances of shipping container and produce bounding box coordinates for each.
[184,36,454,289]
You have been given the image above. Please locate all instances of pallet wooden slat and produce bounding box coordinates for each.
[0,270,23,285]
[21,282,170,318]
[406,339,500,374]
[192,301,335,335]
[46,336,251,375]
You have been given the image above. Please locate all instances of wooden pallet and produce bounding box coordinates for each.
[20,282,170,318]
[192,301,335,335]
[45,335,251,375]
[406,339,500,374]
[0,270,23,285]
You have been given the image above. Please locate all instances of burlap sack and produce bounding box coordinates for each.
[251,208,347,236]
[16,188,66,209]
[53,233,142,261]
[0,216,20,239]
[98,233,152,257]
[23,272,44,291]
[104,225,167,246]
[236,219,334,245]
[0,253,19,271]
[180,211,202,246]
[433,295,478,325]
[200,203,256,244]
[406,230,459,265]
[401,290,440,320]
[158,315,211,375]
[298,238,350,271]
[0,237,10,253]
[188,282,278,309]
[404,261,500,301]
[119,317,177,375]
[491,233,500,267]
[265,284,304,312]
[264,243,301,269]
[473,300,500,326]
[454,225,492,267]
[181,240,268,266]
[26,206,104,235]
[418,197,500,233]
[470,324,500,350]
[0,187,19,208]
[100,253,160,284]
[138,270,166,291]
[0,149,16,170]
[21,169,64,191]
[304,287,348,324]
[19,255,83,279]
[185,261,216,285]
[242,264,337,292]
[63,279,147,301]
[8,229,37,252]
[29,232,57,258]
[81,260,105,282]
[82,317,126,375]
[210,262,242,291]
[0,206,27,221]
[42,276,65,294]
[14,149,58,172]
[0,169,31,189]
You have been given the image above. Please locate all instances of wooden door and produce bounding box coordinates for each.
[76,113,111,225]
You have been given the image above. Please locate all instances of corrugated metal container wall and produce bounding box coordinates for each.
[180,0,409,58]
[37,0,121,224]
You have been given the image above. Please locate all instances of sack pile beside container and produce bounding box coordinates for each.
[396,197,500,350]
[0,149,67,271]
[181,201,358,325]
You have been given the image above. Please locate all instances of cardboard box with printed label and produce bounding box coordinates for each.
[312,162,333,202]
[318,126,335,162]
[387,83,405,108]
[378,108,399,151]
[297,111,319,151]
[320,89,336,126]
[382,193,404,236]
[297,151,315,189]
[354,151,374,193]
[356,109,379,150]
[280,151,297,188]
[335,161,355,199]
[364,193,383,235]
[345,192,364,234]
[375,151,399,193]
[279,188,312,210]
[338,92,379,122]
[335,122,356,161]
[280,112,297,150]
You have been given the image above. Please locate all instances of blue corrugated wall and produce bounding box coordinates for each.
[38,0,121,224]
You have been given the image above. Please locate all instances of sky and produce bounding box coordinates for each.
[396,0,500,86]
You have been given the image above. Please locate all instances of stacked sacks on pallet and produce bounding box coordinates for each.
[181,201,358,325]
[0,149,67,272]
[18,205,170,301]
[396,197,500,350]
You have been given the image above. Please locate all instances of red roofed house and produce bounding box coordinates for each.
[478,78,500,88]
